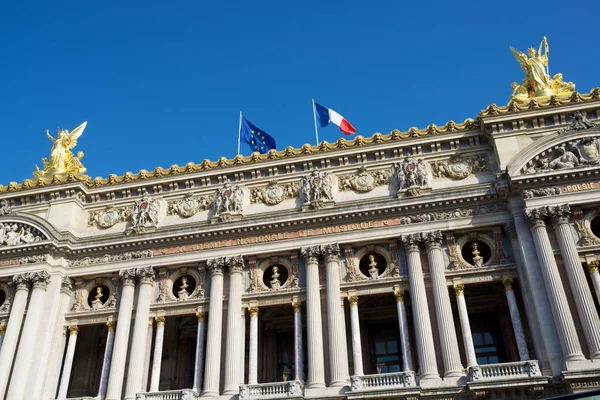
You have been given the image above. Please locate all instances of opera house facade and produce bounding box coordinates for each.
[1,40,600,399]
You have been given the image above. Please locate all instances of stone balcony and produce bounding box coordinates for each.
[467,360,548,391]
[347,371,419,399]
[135,389,197,400]
[239,380,304,399]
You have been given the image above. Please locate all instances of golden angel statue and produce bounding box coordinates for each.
[509,37,575,103]
[33,121,89,180]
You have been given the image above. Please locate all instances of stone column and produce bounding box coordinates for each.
[149,316,166,392]
[453,285,477,368]
[203,258,226,397]
[223,256,245,395]
[193,312,207,392]
[322,243,350,387]
[97,321,116,400]
[424,231,463,378]
[0,274,29,399]
[57,325,79,399]
[106,269,137,400]
[0,324,5,352]
[301,246,326,389]
[7,270,51,400]
[551,205,600,360]
[248,306,259,385]
[526,207,586,363]
[241,307,246,384]
[587,261,600,305]
[124,267,155,400]
[393,290,413,372]
[292,301,304,381]
[142,319,153,392]
[401,234,439,382]
[347,296,364,376]
[503,279,529,361]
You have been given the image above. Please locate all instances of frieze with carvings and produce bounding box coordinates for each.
[522,187,562,199]
[88,204,132,228]
[167,193,213,218]
[19,255,47,264]
[0,222,47,248]
[394,155,429,196]
[250,180,299,205]
[523,138,600,174]
[399,204,506,225]
[338,166,391,193]
[431,154,487,180]
[68,250,153,267]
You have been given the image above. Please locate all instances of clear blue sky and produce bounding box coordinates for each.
[1,1,598,184]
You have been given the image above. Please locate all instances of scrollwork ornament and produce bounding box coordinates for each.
[167,193,213,218]
[522,187,562,199]
[68,250,153,267]
[18,255,47,264]
[251,180,297,205]
[431,154,487,180]
[338,166,390,193]
[89,204,132,228]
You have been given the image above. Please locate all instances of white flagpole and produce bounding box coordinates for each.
[312,98,320,145]
[237,111,242,155]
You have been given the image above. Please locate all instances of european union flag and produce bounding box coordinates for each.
[240,117,276,154]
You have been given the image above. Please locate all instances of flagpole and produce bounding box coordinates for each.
[237,111,242,155]
[312,98,320,145]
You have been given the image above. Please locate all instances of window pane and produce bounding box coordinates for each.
[375,341,386,355]
[484,332,494,344]
[389,364,401,373]
[477,356,488,364]
[387,339,398,353]
[472,333,483,345]
[489,355,499,364]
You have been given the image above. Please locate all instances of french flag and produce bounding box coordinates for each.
[314,102,356,135]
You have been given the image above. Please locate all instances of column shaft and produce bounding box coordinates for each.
[394,291,413,372]
[0,279,29,398]
[106,271,136,400]
[223,257,244,395]
[142,320,153,392]
[57,326,79,399]
[150,317,166,392]
[248,307,259,385]
[193,313,207,392]
[348,297,364,376]
[425,235,463,378]
[203,260,225,397]
[402,235,439,382]
[587,262,600,309]
[553,211,600,360]
[292,302,304,382]
[241,308,246,384]
[97,321,116,399]
[528,215,585,362]
[124,268,155,400]
[503,279,529,361]
[301,246,326,389]
[453,286,477,367]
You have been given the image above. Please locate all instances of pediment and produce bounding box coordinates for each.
[0,217,51,249]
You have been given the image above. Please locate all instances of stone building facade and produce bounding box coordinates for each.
[2,83,600,399]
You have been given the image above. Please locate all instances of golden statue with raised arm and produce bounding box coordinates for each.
[509,37,575,103]
[33,121,89,180]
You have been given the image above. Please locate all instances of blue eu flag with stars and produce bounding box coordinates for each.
[240,117,276,154]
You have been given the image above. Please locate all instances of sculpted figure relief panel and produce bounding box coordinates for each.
[301,169,334,210]
[395,155,429,196]
[0,222,46,248]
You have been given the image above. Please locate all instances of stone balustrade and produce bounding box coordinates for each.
[350,371,416,391]
[135,389,197,400]
[469,360,541,382]
[239,380,304,399]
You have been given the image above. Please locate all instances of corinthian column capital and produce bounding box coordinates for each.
[321,243,340,261]
[12,273,29,290]
[28,270,51,290]
[119,268,137,285]
[423,230,443,248]
[525,207,549,228]
[550,204,572,225]
[206,257,226,276]
[136,267,155,284]
[300,246,321,263]
[401,233,422,251]
[226,255,244,274]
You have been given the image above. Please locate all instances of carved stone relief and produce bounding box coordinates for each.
[250,180,299,205]
[68,250,153,267]
[338,166,391,193]
[573,208,600,246]
[523,137,600,174]
[399,204,506,225]
[0,200,14,216]
[157,268,206,303]
[88,204,132,228]
[431,154,487,180]
[301,169,334,210]
[130,195,162,233]
[212,182,245,222]
[558,111,599,134]
[0,222,47,248]
[522,186,562,199]
[167,193,213,218]
[71,277,118,312]
[394,155,429,196]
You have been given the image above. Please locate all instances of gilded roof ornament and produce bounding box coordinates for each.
[33,121,89,182]
[509,37,575,103]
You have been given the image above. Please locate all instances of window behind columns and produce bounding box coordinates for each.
[66,324,105,398]
[368,322,402,373]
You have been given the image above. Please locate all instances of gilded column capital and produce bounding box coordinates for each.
[119,268,137,285]
[248,306,259,317]
[29,270,51,290]
[401,233,422,252]
[347,295,359,307]
[0,325,6,335]
[300,246,321,263]
[423,230,444,249]
[550,204,572,225]
[12,274,29,291]
[393,290,405,303]
[106,320,116,332]
[60,276,73,295]
[226,255,245,274]
[503,278,513,291]
[291,301,302,313]
[453,284,465,296]
[68,325,79,336]
[587,261,599,274]
[137,267,156,284]
[207,257,226,276]
[321,243,340,261]
[196,311,206,322]
[155,316,166,326]
[525,207,549,228]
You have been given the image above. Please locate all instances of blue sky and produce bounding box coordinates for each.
[1,1,598,184]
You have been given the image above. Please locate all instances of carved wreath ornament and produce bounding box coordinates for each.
[431,154,487,180]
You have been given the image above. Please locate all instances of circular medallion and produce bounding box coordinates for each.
[182,198,197,212]
[103,210,117,224]
[450,161,469,173]
[267,187,282,199]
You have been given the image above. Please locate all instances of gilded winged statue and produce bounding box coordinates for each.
[34,121,89,180]
[509,37,575,103]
